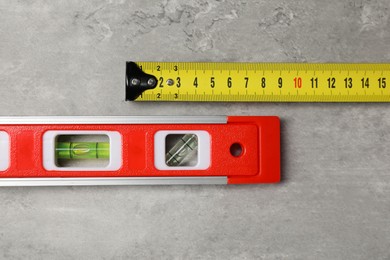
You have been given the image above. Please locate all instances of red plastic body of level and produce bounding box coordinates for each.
[0,116,280,184]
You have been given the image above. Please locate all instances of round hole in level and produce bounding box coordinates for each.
[230,143,243,157]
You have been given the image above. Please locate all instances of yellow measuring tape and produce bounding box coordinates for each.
[125,62,390,102]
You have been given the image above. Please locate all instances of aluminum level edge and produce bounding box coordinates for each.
[0,177,228,186]
[0,116,227,125]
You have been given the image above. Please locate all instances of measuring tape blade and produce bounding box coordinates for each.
[125,62,390,102]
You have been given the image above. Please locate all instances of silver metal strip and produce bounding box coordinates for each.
[0,116,227,125]
[0,177,228,186]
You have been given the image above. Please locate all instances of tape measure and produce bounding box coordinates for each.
[0,116,280,186]
[125,62,390,102]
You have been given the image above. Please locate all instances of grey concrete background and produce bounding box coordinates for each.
[0,0,390,259]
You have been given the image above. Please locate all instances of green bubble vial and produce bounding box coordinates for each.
[55,142,110,160]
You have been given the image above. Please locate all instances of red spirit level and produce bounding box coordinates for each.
[0,116,280,186]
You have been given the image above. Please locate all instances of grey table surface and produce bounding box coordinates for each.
[1,0,390,259]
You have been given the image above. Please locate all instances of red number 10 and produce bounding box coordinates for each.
[294,77,302,88]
